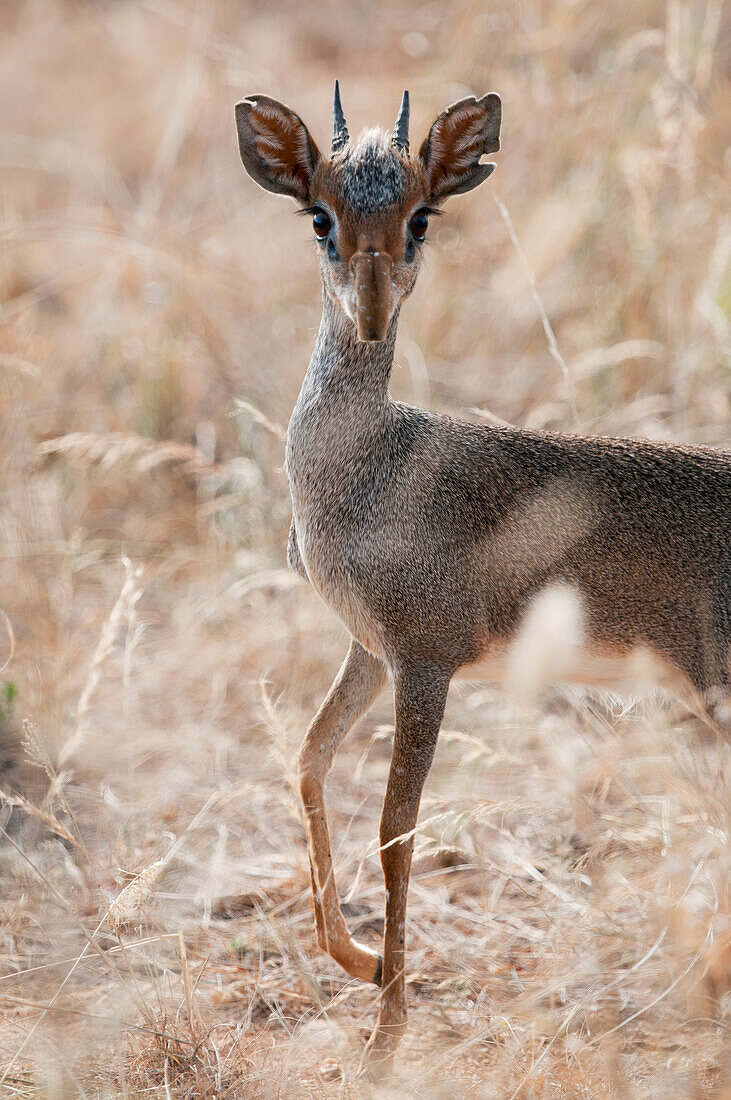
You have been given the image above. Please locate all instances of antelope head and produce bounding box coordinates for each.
[235,83,501,342]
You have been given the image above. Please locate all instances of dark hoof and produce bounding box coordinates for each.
[371,954,383,987]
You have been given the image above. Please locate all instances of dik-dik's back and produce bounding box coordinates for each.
[368,411,728,688]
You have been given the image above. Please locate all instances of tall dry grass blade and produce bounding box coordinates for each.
[57,559,144,770]
[493,194,579,423]
[38,432,226,478]
[0,611,15,674]
[178,931,196,1028]
[107,858,167,930]
[232,399,286,442]
[0,788,80,850]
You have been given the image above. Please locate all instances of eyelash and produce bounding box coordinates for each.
[299,206,442,219]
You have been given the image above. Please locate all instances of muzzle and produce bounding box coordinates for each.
[349,250,393,342]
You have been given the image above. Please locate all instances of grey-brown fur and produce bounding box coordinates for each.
[288,297,730,692]
[235,87,730,1072]
[335,133,407,213]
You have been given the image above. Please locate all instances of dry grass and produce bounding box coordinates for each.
[1,0,729,1095]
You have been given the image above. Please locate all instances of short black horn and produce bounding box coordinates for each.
[392,90,409,153]
[332,79,349,154]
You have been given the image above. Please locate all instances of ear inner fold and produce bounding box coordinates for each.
[419,93,501,201]
[235,95,321,202]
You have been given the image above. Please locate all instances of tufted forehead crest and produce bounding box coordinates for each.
[333,130,407,214]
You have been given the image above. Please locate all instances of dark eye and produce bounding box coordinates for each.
[312,210,331,239]
[409,210,429,240]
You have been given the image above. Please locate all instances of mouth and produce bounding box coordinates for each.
[349,251,393,342]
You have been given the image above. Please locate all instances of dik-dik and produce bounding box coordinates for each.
[235,84,730,1068]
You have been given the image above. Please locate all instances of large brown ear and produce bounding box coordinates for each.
[419,94,501,202]
[235,95,321,203]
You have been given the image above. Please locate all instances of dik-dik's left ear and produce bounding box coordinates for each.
[419,94,501,202]
[235,95,321,203]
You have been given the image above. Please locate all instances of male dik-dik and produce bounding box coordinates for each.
[235,84,731,1068]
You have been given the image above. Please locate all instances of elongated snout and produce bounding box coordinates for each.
[349,251,393,342]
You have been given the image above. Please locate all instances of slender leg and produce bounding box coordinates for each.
[299,640,388,982]
[364,663,450,1072]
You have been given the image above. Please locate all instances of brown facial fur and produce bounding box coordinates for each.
[312,139,428,257]
[309,133,430,335]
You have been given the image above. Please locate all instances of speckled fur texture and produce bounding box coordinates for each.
[235,89,731,1072]
[287,296,731,694]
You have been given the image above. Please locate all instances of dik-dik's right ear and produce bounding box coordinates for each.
[419,94,501,202]
[235,95,321,203]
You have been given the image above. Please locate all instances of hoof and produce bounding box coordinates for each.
[359,1018,404,1079]
[358,1041,395,1081]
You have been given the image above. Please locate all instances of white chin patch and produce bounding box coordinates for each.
[341,295,357,323]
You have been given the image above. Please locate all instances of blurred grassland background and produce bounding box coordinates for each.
[0,0,729,1095]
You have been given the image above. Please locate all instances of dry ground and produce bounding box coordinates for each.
[1,0,729,1095]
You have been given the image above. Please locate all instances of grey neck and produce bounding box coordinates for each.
[298,293,398,410]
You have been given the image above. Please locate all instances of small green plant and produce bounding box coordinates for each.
[0,680,16,725]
